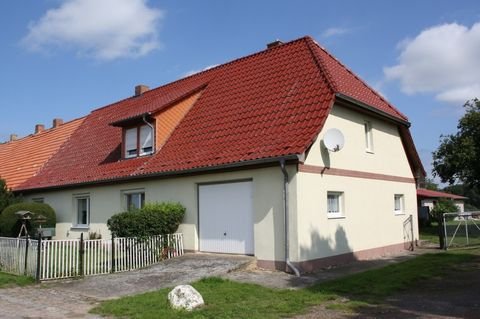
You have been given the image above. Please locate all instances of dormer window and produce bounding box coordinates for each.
[124,124,154,158]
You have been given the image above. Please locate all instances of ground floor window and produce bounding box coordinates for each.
[394,194,404,214]
[75,196,90,227]
[327,191,344,218]
[125,191,145,211]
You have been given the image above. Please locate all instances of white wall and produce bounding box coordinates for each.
[293,104,419,262]
[24,165,295,264]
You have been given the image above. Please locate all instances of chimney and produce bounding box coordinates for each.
[267,39,283,49]
[53,118,64,128]
[9,134,17,142]
[35,124,45,134]
[135,85,150,96]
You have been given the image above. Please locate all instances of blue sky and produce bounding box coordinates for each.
[1,1,479,180]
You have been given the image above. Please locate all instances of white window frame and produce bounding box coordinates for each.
[394,194,404,215]
[124,124,154,159]
[123,189,146,211]
[327,191,344,219]
[364,121,374,153]
[74,195,90,228]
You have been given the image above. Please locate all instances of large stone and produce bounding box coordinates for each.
[168,285,204,311]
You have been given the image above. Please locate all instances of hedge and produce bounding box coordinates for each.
[107,202,185,238]
[0,202,56,237]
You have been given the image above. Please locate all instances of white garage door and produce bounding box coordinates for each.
[199,181,254,255]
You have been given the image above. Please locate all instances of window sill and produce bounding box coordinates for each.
[70,225,90,231]
[365,150,374,154]
[394,212,406,216]
[328,215,346,220]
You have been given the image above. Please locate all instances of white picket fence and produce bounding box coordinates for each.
[0,233,184,281]
[0,237,38,277]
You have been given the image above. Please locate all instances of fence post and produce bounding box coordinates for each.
[36,235,42,282]
[410,214,414,251]
[111,234,115,273]
[79,233,84,277]
[24,236,29,275]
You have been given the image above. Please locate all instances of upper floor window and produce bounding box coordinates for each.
[364,121,374,153]
[125,125,153,158]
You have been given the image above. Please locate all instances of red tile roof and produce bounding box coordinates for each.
[417,188,467,200]
[0,117,85,190]
[17,36,423,191]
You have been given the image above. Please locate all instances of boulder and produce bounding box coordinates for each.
[168,285,204,311]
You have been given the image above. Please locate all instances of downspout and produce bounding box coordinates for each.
[280,158,301,277]
[142,114,155,154]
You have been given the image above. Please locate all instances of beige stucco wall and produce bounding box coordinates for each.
[292,104,419,262]
[305,104,413,178]
[24,165,296,263]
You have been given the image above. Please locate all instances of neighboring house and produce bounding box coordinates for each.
[7,36,425,273]
[417,188,467,213]
[0,117,85,190]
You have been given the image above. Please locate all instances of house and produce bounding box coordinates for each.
[417,188,467,221]
[0,117,85,190]
[6,36,425,273]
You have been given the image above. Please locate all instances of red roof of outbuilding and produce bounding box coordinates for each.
[17,36,422,191]
[417,188,467,200]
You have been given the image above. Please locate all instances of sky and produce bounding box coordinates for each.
[0,0,479,181]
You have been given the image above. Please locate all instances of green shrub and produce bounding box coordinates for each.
[107,202,185,238]
[0,202,56,237]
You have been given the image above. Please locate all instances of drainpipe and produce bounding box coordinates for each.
[280,158,301,277]
[142,114,155,154]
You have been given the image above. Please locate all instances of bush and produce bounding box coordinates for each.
[0,202,56,237]
[107,202,185,238]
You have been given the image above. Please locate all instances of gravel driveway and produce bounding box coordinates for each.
[0,253,252,319]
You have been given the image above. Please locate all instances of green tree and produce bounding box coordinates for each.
[0,178,15,213]
[430,199,458,249]
[424,178,439,191]
[433,98,480,187]
[443,184,480,210]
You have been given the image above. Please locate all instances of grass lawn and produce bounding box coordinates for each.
[420,221,480,247]
[0,272,35,288]
[91,249,477,318]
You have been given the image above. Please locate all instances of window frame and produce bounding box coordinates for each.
[74,195,90,228]
[123,190,146,211]
[123,123,154,159]
[327,191,345,219]
[364,121,374,153]
[394,194,405,215]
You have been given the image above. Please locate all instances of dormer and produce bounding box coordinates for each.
[111,113,155,159]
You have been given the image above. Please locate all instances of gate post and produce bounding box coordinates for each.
[35,235,42,282]
[111,234,115,273]
[79,233,84,277]
[24,236,29,275]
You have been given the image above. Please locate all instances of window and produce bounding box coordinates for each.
[124,124,153,158]
[327,192,344,218]
[75,196,90,227]
[364,121,374,153]
[394,194,404,214]
[125,192,145,210]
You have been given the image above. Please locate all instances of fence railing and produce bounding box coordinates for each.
[0,233,184,281]
[443,212,480,249]
[0,237,38,277]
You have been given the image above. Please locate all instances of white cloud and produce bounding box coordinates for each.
[384,22,480,105]
[321,27,350,38]
[22,0,163,60]
[183,64,219,77]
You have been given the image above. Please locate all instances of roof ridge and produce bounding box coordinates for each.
[304,37,338,93]
[1,116,86,144]
[91,36,313,114]
[307,38,408,120]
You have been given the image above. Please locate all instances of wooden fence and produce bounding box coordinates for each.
[0,233,184,281]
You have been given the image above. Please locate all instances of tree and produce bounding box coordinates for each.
[433,98,480,187]
[424,178,439,191]
[430,199,458,249]
[443,183,480,210]
[0,178,15,213]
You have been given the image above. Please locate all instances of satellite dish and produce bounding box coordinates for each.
[323,128,345,152]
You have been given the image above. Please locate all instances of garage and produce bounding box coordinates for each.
[198,180,254,255]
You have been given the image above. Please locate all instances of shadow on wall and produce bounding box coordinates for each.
[298,226,355,273]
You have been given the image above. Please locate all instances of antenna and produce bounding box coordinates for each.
[323,128,345,152]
